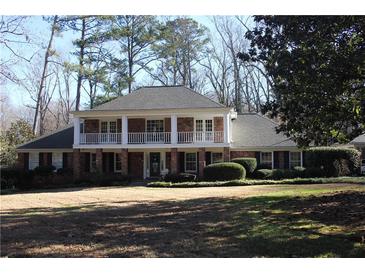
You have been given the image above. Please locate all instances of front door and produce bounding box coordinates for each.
[149,152,160,177]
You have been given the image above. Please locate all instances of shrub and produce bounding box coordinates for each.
[164,173,197,183]
[33,165,56,176]
[253,169,273,179]
[231,158,257,176]
[56,168,73,175]
[305,147,361,177]
[204,162,245,181]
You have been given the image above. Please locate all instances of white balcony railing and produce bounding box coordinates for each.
[178,131,224,143]
[80,133,122,144]
[79,131,224,145]
[128,132,171,144]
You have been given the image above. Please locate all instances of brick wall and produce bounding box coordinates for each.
[230,151,256,159]
[198,148,206,178]
[170,148,178,174]
[164,117,171,132]
[73,149,81,179]
[223,147,230,161]
[17,153,28,170]
[214,117,223,131]
[84,119,99,133]
[128,118,145,132]
[117,119,122,132]
[177,117,193,132]
[121,149,128,175]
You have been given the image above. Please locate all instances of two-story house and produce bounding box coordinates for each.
[16,86,303,179]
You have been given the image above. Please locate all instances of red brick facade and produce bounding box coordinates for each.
[96,149,103,173]
[170,148,178,174]
[214,117,223,131]
[121,149,128,175]
[73,149,81,179]
[84,119,99,133]
[230,151,256,159]
[223,147,230,162]
[198,147,206,177]
[177,117,194,132]
[164,117,171,132]
[128,118,145,132]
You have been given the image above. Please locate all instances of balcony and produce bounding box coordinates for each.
[79,131,224,145]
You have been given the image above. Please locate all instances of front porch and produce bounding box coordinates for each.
[72,147,230,180]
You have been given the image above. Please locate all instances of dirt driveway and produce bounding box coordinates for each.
[1,184,364,257]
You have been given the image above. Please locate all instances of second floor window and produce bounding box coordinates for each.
[101,121,117,133]
[147,120,164,132]
[195,119,213,132]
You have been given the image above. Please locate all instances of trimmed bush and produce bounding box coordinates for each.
[33,165,56,176]
[204,162,245,181]
[305,147,361,177]
[231,158,257,176]
[164,173,197,183]
[253,169,273,179]
[56,168,73,175]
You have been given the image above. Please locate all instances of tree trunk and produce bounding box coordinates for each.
[32,16,58,135]
[75,18,86,111]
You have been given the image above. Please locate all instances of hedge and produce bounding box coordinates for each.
[164,173,197,183]
[231,158,257,176]
[147,176,365,188]
[305,147,361,177]
[204,162,245,181]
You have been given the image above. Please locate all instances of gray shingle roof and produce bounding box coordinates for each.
[92,86,225,111]
[17,126,74,149]
[350,133,365,145]
[231,113,298,148]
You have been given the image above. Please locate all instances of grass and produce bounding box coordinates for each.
[147,176,365,187]
[1,183,364,257]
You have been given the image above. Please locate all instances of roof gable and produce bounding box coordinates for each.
[92,86,225,111]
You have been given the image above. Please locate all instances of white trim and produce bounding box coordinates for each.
[122,115,128,145]
[171,114,177,144]
[73,142,230,149]
[74,117,80,146]
[71,108,233,117]
[185,152,197,173]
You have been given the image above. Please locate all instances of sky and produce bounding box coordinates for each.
[1,16,227,111]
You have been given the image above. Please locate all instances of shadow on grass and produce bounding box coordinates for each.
[1,191,364,258]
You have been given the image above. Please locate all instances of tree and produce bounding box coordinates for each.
[66,16,111,110]
[0,119,34,166]
[31,16,61,135]
[240,16,365,146]
[150,17,209,90]
[109,15,158,93]
[0,16,33,84]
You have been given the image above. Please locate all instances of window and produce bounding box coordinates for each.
[289,152,302,169]
[115,153,122,172]
[101,121,108,133]
[212,152,223,164]
[100,121,117,133]
[185,153,197,172]
[261,152,273,169]
[205,120,213,132]
[109,121,117,133]
[80,121,84,133]
[90,153,97,172]
[196,120,203,132]
[195,119,213,132]
[147,120,164,132]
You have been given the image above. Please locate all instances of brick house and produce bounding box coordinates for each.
[16,86,304,179]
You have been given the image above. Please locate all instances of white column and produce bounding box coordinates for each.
[122,115,128,145]
[171,114,177,144]
[73,117,80,146]
[223,113,230,143]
